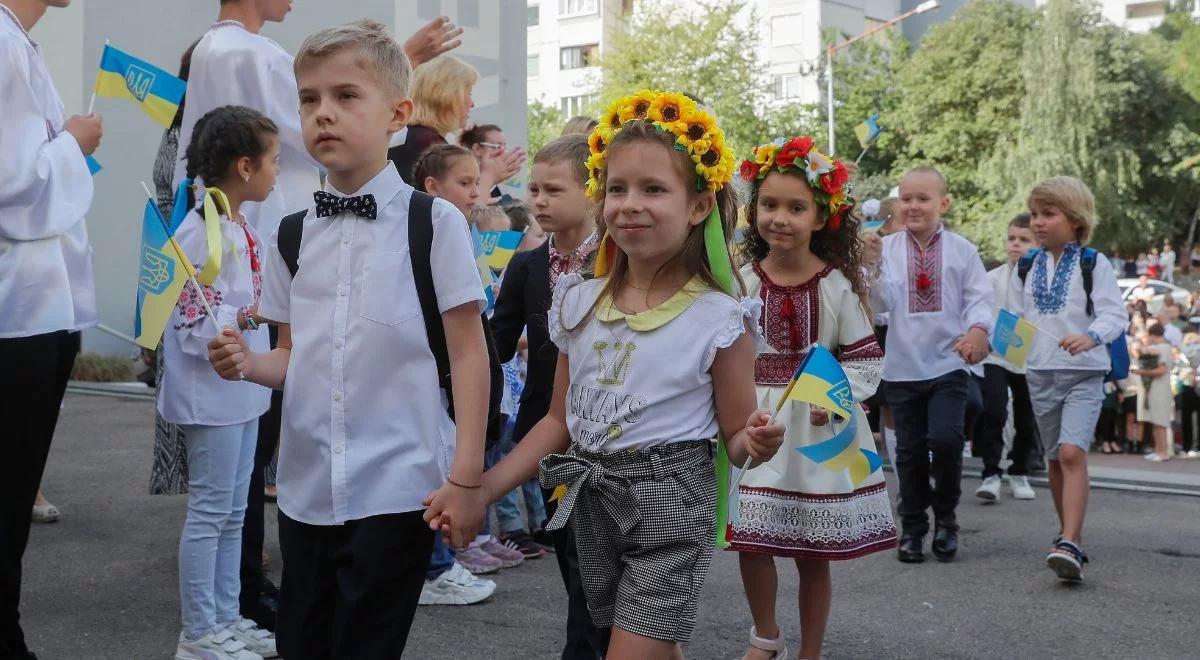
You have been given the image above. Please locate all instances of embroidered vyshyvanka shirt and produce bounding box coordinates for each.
[869,225,994,382]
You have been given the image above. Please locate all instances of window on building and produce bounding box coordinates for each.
[527,4,539,26]
[560,44,600,70]
[527,54,539,78]
[561,94,590,116]
[559,0,598,17]
[772,73,801,101]
[770,14,803,46]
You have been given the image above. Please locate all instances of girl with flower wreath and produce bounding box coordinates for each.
[426,89,785,659]
[728,137,897,660]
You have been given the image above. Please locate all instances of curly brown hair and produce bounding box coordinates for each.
[739,169,871,313]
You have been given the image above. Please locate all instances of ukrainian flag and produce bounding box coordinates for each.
[992,308,1036,368]
[854,112,882,150]
[94,44,185,128]
[783,344,855,421]
[479,230,523,271]
[134,199,193,349]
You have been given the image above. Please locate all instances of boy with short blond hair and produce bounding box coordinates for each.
[1009,176,1126,583]
[208,20,490,657]
[869,166,994,564]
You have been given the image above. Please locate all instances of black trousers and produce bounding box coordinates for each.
[886,370,970,537]
[1179,388,1200,453]
[542,486,611,660]
[0,331,80,659]
[240,326,281,625]
[276,510,433,659]
[974,364,1040,478]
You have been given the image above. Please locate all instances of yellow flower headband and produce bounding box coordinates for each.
[584,89,736,199]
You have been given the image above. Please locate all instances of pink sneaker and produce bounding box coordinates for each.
[480,537,525,568]
[456,545,504,574]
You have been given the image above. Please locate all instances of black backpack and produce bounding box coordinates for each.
[276,190,505,446]
[1016,247,1130,381]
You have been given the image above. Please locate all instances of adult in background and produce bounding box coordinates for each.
[459,123,524,200]
[1,1,103,658]
[1160,241,1176,284]
[560,115,597,135]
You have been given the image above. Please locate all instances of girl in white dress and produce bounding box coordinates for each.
[729,137,897,660]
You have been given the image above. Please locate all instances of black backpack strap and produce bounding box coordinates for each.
[408,191,453,400]
[1079,247,1096,317]
[1017,248,1039,285]
[277,210,308,278]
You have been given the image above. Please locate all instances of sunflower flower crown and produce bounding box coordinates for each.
[739,136,855,230]
[584,89,736,199]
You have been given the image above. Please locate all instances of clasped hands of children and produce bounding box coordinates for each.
[422,409,786,548]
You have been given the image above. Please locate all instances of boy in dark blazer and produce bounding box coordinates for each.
[490,134,608,660]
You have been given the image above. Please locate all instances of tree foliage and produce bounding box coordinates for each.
[526,99,567,171]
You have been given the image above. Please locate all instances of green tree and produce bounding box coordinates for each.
[823,30,909,174]
[526,100,567,173]
[598,0,768,157]
[888,0,1035,256]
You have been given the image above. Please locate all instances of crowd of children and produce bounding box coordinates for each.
[6,1,1162,658]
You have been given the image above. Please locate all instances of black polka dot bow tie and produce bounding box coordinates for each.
[313,191,378,220]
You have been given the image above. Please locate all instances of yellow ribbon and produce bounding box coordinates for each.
[196,187,230,286]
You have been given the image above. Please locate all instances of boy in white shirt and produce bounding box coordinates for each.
[0,2,102,657]
[974,213,1040,503]
[870,167,993,564]
[208,20,489,657]
[1009,176,1126,583]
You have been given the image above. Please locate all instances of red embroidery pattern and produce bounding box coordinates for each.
[175,281,222,330]
[753,263,830,386]
[907,231,943,314]
[548,233,600,289]
[837,334,884,362]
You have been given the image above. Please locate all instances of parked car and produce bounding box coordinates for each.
[1118,278,1189,312]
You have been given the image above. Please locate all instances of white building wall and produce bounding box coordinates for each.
[33,0,523,356]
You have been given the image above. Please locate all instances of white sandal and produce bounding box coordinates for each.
[743,625,787,659]
[32,503,60,523]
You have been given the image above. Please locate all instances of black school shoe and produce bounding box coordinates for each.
[932,526,958,562]
[897,535,925,563]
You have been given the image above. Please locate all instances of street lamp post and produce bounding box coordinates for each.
[825,0,940,156]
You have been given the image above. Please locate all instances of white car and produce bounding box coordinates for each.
[1118,278,1190,312]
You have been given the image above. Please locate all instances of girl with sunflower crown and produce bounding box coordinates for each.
[729,137,897,660]
[441,90,786,659]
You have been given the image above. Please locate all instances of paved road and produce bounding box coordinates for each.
[21,394,1200,659]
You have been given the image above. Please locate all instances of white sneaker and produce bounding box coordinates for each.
[1145,453,1166,462]
[1008,475,1036,500]
[224,618,278,658]
[975,476,1001,502]
[418,562,496,606]
[176,627,263,660]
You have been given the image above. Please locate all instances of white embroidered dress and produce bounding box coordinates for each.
[728,264,897,559]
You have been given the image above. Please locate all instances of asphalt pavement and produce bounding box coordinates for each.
[19,393,1200,659]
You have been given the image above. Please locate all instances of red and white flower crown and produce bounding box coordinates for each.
[739,136,855,230]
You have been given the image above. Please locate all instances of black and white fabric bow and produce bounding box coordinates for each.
[314,191,377,220]
[539,451,641,534]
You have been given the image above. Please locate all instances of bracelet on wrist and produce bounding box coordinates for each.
[447,477,482,489]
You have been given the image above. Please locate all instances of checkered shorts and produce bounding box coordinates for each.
[539,441,715,643]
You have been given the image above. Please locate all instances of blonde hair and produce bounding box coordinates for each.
[1028,176,1096,245]
[294,20,411,97]
[409,55,478,134]
[471,205,511,232]
[561,115,598,136]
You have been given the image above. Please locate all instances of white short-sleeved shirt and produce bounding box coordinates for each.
[158,209,270,426]
[549,274,756,452]
[257,164,485,525]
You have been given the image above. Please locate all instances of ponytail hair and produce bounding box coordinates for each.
[412,143,474,192]
[183,105,278,212]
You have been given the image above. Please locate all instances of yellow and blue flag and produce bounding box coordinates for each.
[783,344,855,421]
[134,199,193,349]
[854,112,882,150]
[479,230,523,271]
[796,416,883,487]
[992,308,1036,368]
[94,44,185,128]
[472,228,497,313]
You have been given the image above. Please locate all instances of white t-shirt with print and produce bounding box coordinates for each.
[549,273,757,452]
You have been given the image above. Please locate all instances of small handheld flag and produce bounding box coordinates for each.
[134,199,193,349]
[854,113,882,150]
[85,155,102,176]
[860,219,885,232]
[479,230,523,271]
[94,44,185,128]
[992,308,1036,368]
